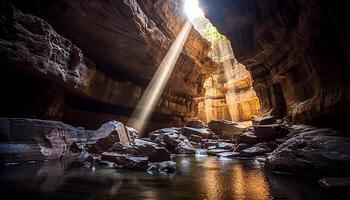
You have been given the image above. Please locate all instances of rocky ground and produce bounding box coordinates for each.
[1,117,350,189]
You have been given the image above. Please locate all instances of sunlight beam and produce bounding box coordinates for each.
[128,20,193,135]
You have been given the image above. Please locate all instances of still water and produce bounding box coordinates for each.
[0,156,341,200]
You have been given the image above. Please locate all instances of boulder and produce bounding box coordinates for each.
[108,142,139,155]
[101,152,148,170]
[77,150,94,163]
[216,142,235,150]
[253,124,282,139]
[174,139,195,154]
[252,116,276,125]
[148,161,177,173]
[148,147,171,163]
[186,120,205,128]
[234,143,250,152]
[125,126,138,140]
[266,129,350,176]
[208,120,245,139]
[163,132,180,148]
[189,135,202,143]
[87,121,130,154]
[239,143,272,157]
[207,149,231,156]
[182,127,212,138]
[0,118,89,163]
[239,132,258,144]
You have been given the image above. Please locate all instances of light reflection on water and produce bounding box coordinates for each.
[0,157,336,200]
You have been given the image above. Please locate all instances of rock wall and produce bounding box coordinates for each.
[0,0,217,131]
[201,0,350,128]
[192,18,260,123]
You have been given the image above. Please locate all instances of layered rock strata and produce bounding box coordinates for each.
[0,1,218,131]
[201,0,350,127]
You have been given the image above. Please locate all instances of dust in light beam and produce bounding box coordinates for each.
[128,20,193,135]
[128,0,204,135]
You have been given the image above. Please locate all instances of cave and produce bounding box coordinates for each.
[0,0,349,199]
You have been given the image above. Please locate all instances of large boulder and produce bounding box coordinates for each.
[181,127,212,138]
[186,120,205,128]
[87,121,130,154]
[0,118,90,163]
[253,124,283,140]
[252,116,276,125]
[163,132,181,149]
[208,120,245,139]
[239,143,272,157]
[148,147,171,163]
[239,131,258,144]
[266,129,350,176]
[216,142,236,150]
[101,152,148,170]
[174,139,196,154]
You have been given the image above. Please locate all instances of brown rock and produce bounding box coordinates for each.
[186,120,205,129]
[266,129,350,176]
[239,143,272,157]
[148,147,171,163]
[101,152,148,170]
[87,121,130,154]
[252,116,276,125]
[208,120,245,139]
[174,140,195,154]
[182,127,212,138]
[234,143,250,152]
[239,132,258,144]
[253,124,282,139]
[189,135,202,143]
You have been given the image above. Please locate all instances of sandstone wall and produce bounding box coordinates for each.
[0,0,217,131]
[201,0,350,127]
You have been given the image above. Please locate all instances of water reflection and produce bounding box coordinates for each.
[0,157,336,200]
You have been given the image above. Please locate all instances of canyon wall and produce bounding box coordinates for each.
[193,18,260,123]
[201,0,350,128]
[0,0,217,131]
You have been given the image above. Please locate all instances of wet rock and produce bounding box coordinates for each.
[266,129,350,176]
[319,177,350,190]
[239,132,258,144]
[174,139,195,154]
[234,143,250,152]
[0,118,90,163]
[182,127,212,138]
[253,124,282,140]
[77,151,94,163]
[101,152,148,170]
[217,152,240,158]
[240,143,272,157]
[186,120,205,129]
[87,121,130,154]
[149,128,180,140]
[204,141,218,148]
[163,132,180,148]
[189,135,202,143]
[252,116,276,125]
[216,142,235,150]
[208,120,245,139]
[207,149,231,156]
[148,161,177,173]
[108,142,139,155]
[125,126,138,141]
[148,147,171,163]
